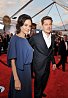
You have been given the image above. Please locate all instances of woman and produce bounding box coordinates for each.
[7,14,33,98]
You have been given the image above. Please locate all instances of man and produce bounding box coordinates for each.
[29,16,56,98]
[56,35,68,71]
[64,35,68,62]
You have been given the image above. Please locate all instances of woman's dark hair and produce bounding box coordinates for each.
[41,16,53,25]
[16,14,32,34]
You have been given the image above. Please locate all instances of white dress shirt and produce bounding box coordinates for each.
[42,31,51,48]
[65,41,68,50]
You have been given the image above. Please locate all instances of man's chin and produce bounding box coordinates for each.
[47,32,51,34]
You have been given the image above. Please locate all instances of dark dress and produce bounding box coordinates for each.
[7,35,33,98]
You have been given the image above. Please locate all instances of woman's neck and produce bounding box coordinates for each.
[16,32,26,38]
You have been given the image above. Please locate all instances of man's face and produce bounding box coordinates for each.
[42,19,52,34]
[64,35,67,41]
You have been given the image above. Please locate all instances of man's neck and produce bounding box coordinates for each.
[43,31,51,37]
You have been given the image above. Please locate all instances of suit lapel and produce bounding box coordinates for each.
[51,34,55,49]
[39,31,53,49]
[39,31,48,49]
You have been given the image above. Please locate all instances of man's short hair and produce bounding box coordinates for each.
[41,16,53,25]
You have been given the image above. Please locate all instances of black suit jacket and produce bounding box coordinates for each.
[29,31,55,75]
[58,40,67,56]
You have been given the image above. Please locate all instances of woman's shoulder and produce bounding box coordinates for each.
[10,34,17,42]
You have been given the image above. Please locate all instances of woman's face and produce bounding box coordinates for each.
[20,19,32,35]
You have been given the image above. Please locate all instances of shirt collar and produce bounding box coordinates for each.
[42,31,51,38]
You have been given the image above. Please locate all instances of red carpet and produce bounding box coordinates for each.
[0,54,11,98]
[0,54,68,98]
